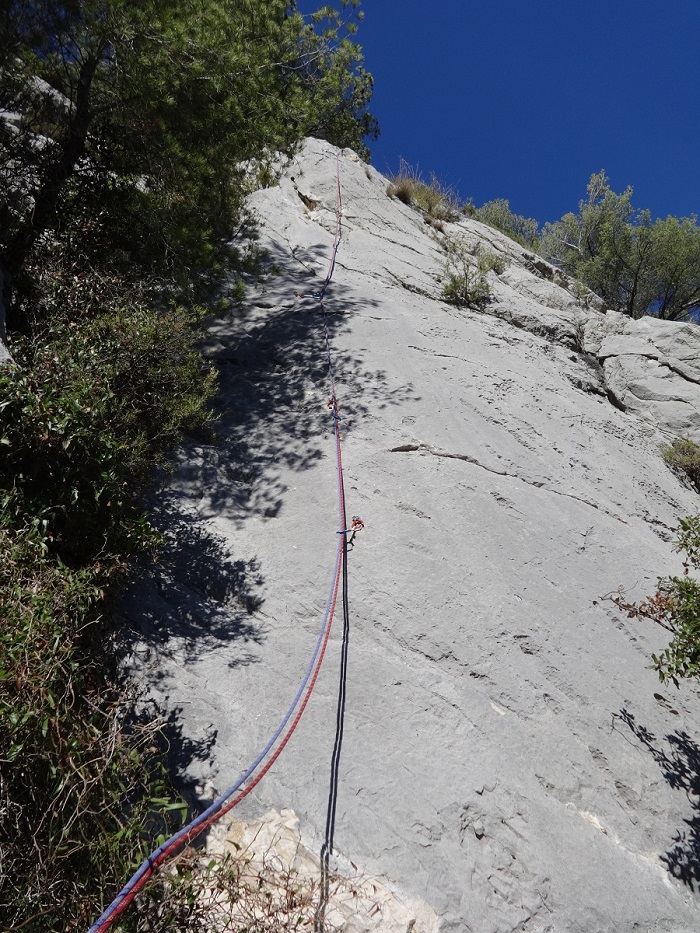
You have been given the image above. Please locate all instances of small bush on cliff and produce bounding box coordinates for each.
[440,239,502,308]
[472,198,540,249]
[662,438,700,491]
[614,516,700,686]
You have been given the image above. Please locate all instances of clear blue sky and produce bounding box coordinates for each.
[313,1,700,225]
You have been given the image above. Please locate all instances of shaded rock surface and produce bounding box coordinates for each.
[121,139,700,932]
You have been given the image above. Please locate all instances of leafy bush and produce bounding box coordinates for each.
[0,509,188,930]
[662,437,700,490]
[440,239,502,308]
[477,247,507,276]
[472,198,540,249]
[614,516,700,686]
[1,295,215,565]
[0,262,214,928]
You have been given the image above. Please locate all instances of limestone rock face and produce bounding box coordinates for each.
[594,315,700,442]
[122,139,700,933]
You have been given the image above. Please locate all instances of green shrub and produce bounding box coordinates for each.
[0,263,214,929]
[662,438,700,490]
[440,238,499,308]
[614,516,700,685]
[442,268,489,307]
[0,508,188,930]
[477,247,507,276]
[0,285,216,566]
[473,198,540,248]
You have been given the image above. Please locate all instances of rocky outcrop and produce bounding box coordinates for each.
[586,313,700,442]
[121,139,700,932]
[443,222,700,443]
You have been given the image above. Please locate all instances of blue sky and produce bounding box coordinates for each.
[317,1,700,225]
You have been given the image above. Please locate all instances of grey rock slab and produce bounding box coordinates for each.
[600,355,700,445]
[581,309,628,356]
[586,313,700,441]
[123,138,700,932]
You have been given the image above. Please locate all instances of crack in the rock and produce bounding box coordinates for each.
[660,358,700,390]
[279,233,318,276]
[407,345,479,365]
[386,271,435,300]
[389,442,629,523]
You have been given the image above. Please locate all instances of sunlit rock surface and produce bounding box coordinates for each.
[203,808,439,932]
[121,139,700,932]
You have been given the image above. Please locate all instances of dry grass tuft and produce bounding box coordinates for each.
[387,159,460,222]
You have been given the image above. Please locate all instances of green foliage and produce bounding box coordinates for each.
[294,1,379,160]
[0,251,214,927]
[541,171,700,320]
[663,437,700,490]
[477,247,507,276]
[440,238,496,308]
[1,0,378,323]
[0,267,216,565]
[472,198,540,249]
[614,517,700,686]
[0,510,188,930]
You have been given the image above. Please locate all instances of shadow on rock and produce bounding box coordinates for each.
[182,234,421,528]
[616,707,700,889]
[115,216,422,805]
[161,706,220,808]
[130,698,220,810]
[116,509,266,678]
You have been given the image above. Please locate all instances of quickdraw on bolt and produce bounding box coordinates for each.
[327,398,341,421]
[336,515,364,535]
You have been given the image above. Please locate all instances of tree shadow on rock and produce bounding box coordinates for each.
[161,706,221,809]
[117,214,422,804]
[184,233,421,529]
[130,697,221,811]
[117,508,266,681]
[616,708,700,889]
